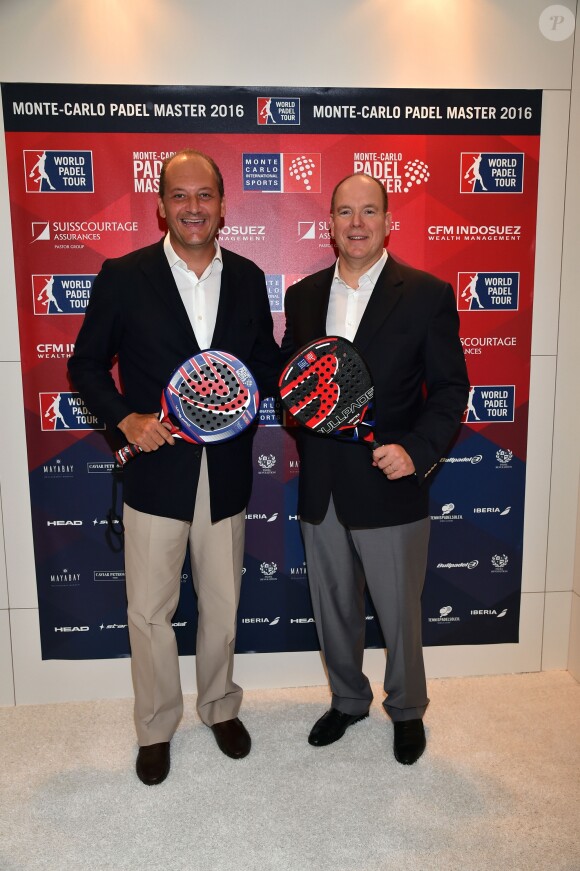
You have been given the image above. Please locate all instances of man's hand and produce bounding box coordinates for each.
[118,413,175,452]
[372,444,415,479]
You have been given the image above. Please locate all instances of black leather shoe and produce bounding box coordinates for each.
[393,719,426,765]
[136,741,170,785]
[210,718,251,759]
[308,708,369,747]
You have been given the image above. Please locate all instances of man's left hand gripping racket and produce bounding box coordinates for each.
[278,336,379,448]
[115,349,260,466]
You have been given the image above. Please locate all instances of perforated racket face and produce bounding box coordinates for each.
[279,337,376,443]
[163,350,260,444]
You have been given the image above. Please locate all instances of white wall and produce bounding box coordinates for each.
[0,0,578,704]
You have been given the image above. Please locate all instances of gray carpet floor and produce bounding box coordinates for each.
[1,671,579,871]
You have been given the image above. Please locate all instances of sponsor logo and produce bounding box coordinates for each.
[491,554,509,572]
[288,514,300,521]
[457,272,519,311]
[288,459,300,473]
[474,506,511,515]
[290,617,315,624]
[259,562,278,580]
[31,219,139,249]
[36,342,76,360]
[440,454,483,465]
[99,623,128,630]
[470,608,508,617]
[431,502,463,522]
[428,605,460,624]
[33,274,95,315]
[39,392,104,431]
[132,150,176,193]
[496,449,513,467]
[257,454,277,473]
[246,513,278,522]
[87,461,116,474]
[24,149,94,192]
[241,616,281,625]
[289,563,308,578]
[353,152,430,194]
[218,223,266,242]
[94,570,125,582]
[427,224,521,242]
[257,97,300,125]
[464,386,515,423]
[49,570,80,587]
[437,561,479,570]
[43,459,74,478]
[266,274,283,312]
[461,335,517,356]
[54,626,88,632]
[92,517,122,526]
[257,396,281,427]
[460,153,524,193]
[47,519,83,526]
[242,152,320,192]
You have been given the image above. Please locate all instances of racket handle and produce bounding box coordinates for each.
[114,443,142,466]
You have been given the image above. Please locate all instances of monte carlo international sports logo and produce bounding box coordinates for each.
[460,152,524,193]
[243,153,321,192]
[24,150,94,192]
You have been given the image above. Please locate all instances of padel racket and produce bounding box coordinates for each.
[115,349,260,466]
[279,336,379,448]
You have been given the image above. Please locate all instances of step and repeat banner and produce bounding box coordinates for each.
[1,84,541,659]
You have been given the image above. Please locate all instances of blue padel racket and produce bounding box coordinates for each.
[115,349,260,466]
[279,336,378,448]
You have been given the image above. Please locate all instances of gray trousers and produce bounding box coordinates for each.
[301,496,430,722]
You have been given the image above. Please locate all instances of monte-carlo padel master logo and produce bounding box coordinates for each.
[24,150,94,193]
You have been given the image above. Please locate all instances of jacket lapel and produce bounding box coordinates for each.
[139,240,199,348]
[353,256,404,354]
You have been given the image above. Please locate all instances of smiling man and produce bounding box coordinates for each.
[68,150,280,784]
[281,172,469,764]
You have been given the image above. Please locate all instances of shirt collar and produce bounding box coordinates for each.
[333,248,388,289]
[163,233,222,273]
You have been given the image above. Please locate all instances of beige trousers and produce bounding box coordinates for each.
[123,452,245,746]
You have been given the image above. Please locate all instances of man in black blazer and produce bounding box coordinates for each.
[281,173,469,764]
[68,150,280,784]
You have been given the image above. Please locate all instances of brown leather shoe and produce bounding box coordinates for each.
[136,741,170,785]
[210,718,251,759]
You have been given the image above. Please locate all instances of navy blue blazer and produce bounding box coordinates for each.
[281,255,470,527]
[68,240,281,522]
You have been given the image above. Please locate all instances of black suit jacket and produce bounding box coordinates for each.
[281,256,470,527]
[68,240,281,522]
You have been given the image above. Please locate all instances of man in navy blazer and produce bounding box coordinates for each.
[69,150,280,784]
[281,173,469,764]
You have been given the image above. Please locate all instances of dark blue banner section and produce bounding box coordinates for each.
[2,83,542,134]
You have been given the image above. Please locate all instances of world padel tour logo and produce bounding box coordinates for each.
[257,98,300,125]
[39,392,104,430]
[32,274,95,315]
[243,153,321,192]
[460,152,524,193]
[464,386,515,423]
[24,150,94,192]
[457,272,519,311]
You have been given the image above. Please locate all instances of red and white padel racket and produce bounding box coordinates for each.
[279,336,378,448]
[115,349,260,466]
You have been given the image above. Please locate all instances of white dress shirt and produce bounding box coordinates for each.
[163,233,223,350]
[326,249,388,341]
